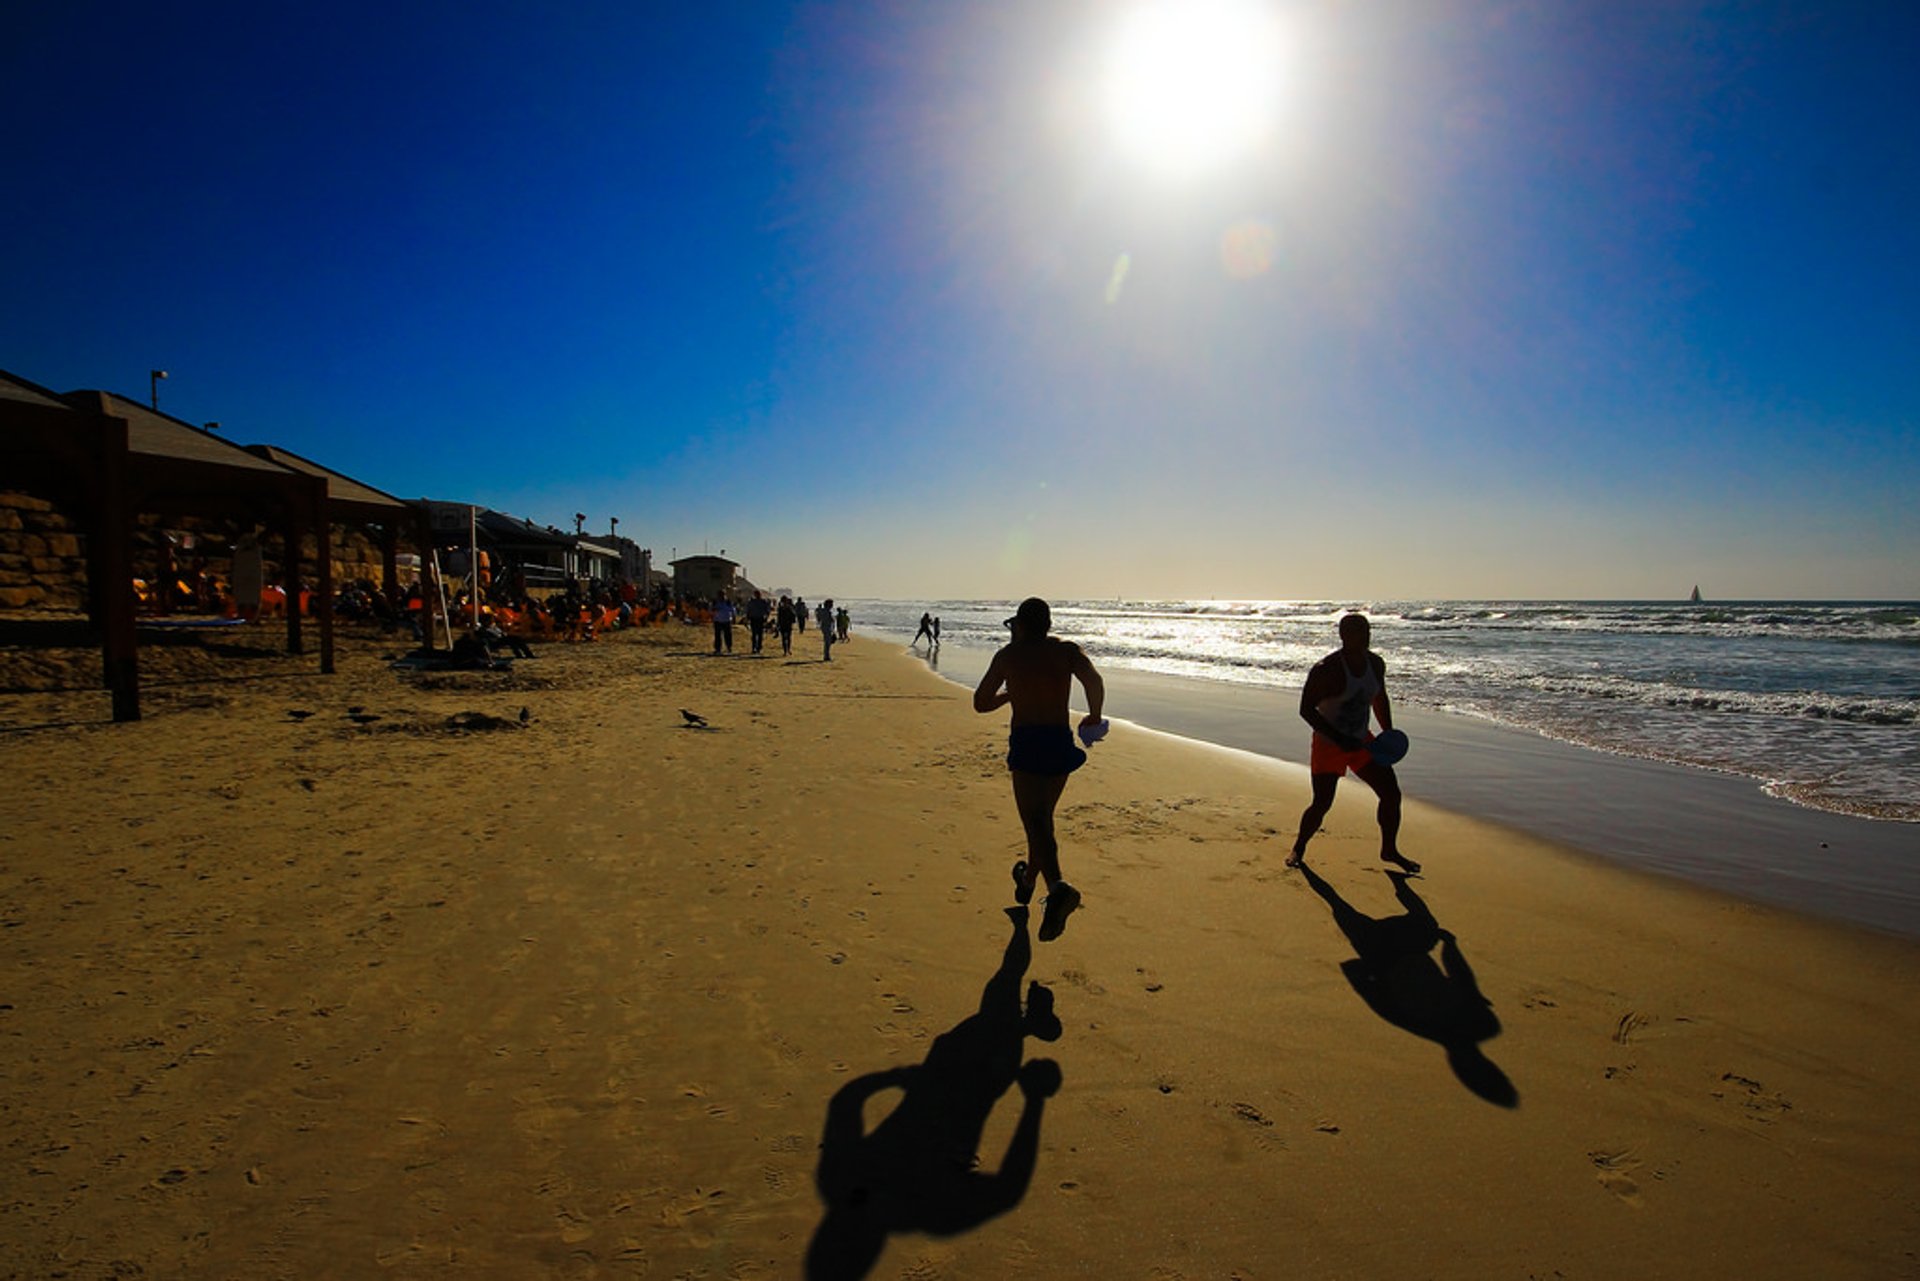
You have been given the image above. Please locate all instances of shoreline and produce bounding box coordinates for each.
[882,630,1920,940]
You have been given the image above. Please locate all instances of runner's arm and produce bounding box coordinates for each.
[1071,645,1105,723]
[973,651,1011,713]
[1371,654,1393,733]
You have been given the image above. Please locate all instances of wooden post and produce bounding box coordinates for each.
[282,504,303,655]
[95,416,140,721]
[380,522,399,600]
[313,478,335,675]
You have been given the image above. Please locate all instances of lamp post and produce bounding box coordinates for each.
[150,369,168,411]
[203,421,220,433]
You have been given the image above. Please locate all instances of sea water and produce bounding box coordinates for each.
[850,599,1920,825]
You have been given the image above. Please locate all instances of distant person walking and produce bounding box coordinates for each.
[974,597,1105,941]
[777,595,796,656]
[913,612,936,647]
[711,593,735,655]
[795,597,808,633]
[818,598,835,661]
[746,590,771,654]
[1288,612,1419,873]
[836,605,851,642]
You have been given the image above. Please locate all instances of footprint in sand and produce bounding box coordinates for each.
[1713,1072,1793,1122]
[1230,1101,1274,1129]
[1589,1149,1643,1205]
[1059,968,1107,997]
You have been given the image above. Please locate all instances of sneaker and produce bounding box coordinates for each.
[1038,882,1081,942]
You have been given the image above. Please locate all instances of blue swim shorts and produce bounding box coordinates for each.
[1007,724,1087,776]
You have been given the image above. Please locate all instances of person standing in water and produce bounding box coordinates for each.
[1288,612,1419,873]
[974,597,1106,941]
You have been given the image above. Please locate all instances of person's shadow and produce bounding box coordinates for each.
[1300,865,1518,1107]
[806,906,1063,1279]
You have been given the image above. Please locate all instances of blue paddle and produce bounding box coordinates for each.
[1368,729,1409,767]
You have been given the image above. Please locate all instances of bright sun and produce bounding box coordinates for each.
[1101,0,1285,179]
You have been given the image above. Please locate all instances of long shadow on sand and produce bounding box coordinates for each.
[806,906,1062,1280]
[1300,865,1518,1107]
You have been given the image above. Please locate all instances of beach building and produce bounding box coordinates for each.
[670,554,740,600]
[571,534,623,583]
[603,534,653,588]
[419,502,628,592]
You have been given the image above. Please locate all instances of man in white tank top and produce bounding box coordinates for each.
[1287,613,1419,873]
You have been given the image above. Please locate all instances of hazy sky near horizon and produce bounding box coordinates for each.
[4,1,1915,600]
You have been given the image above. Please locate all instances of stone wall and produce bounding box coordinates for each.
[0,492,87,611]
[0,489,394,613]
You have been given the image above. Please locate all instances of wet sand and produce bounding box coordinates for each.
[899,637,1920,938]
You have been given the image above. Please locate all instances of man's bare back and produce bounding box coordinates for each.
[976,636,1099,728]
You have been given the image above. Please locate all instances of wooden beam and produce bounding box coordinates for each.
[95,415,140,722]
[282,509,303,655]
[312,478,335,675]
[380,522,399,600]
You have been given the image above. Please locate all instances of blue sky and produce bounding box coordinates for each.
[4,1,1914,600]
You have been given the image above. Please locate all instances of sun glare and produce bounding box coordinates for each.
[1101,0,1284,179]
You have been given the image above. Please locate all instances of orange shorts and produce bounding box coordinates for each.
[1310,732,1375,776]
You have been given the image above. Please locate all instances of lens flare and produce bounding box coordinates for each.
[1105,251,1133,303]
[1219,219,1276,279]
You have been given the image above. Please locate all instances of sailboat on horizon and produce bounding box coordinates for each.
[1690,585,1703,603]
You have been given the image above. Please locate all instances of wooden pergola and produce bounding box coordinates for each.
[1,372,336,722]
[244,443,426,599]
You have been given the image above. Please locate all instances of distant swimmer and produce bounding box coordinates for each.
[973,597,1106,941]
[1288,612,1419,874]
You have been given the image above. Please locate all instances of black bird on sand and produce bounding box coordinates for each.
[519,707,531,724]
[680,709,708,728]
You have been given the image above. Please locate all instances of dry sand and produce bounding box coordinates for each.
[2,623,1917,1278]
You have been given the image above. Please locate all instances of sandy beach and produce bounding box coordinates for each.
[3,625,1918,1278]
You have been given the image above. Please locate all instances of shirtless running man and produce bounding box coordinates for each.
[973,597,1106,941]
[1288,612,1420,873]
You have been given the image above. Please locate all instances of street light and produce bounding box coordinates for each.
[203,421,221,433]
[150,369,168,410]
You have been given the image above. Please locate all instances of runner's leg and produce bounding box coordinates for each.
[1012,769,1071,889]
[1354,761,1417,871]
[1290,773,1341,865]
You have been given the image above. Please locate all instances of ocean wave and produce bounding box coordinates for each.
[1466,673,1920,727]
[1049,599,1920,644]
[1762,781,1920,823]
